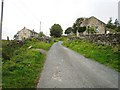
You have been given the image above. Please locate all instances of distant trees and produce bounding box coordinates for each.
[13,34,18,40]
[50,24,63,37]
[114,19,119,27]
[72,23,77,33]
[7,36,9,41]
[65,27,73,35]
[38,31,45,37]
[64,18,87,35]
[106,17,115,29]
[106,18,120,32]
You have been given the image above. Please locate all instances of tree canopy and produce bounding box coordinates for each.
[38,31,45,37]
[106,18,120,32]
[50,24,63,37]
[65,27,73,35]
[72,18,84,34]
[78,26,86,33]
[86,26,96,34]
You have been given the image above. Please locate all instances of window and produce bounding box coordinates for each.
[96,26,99,32]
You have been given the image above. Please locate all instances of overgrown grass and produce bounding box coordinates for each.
[51,36,67,42]
[2,39,53,88]
[63,39,120,72]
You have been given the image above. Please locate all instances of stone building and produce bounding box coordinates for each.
[79,16,108,35]
[14,27,38,40]
[77,16,110,37]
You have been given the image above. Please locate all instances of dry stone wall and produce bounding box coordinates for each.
[78,34,120,47]
[68,34,120,47]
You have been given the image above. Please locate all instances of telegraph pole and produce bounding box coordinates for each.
[118,1,120,25]
[0,0,4,40]
[0,1,4,88]
[40,21,41,33]
[46,31,47,36]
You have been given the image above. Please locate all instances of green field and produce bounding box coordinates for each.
[63,39,120,72]
[2,39,53,88]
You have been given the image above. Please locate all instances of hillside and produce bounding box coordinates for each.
[2,39,53,88]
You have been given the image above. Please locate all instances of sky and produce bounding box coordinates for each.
[0,0,119,39]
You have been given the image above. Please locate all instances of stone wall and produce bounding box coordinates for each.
[78,34,120,47]
[68,34,120,47]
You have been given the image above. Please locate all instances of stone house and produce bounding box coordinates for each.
[14,27,38,40]
[77,16,110,36]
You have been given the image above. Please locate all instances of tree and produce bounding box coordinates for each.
[106,17,116,29]
[72,23,77,33]
[38,31,45,37]
[65,27,73,35]
[13,34,18,40]
[114,19,119,27]
[115,26,120,32]
[72,18,84,34]
[50,24,63,37]
[75,18,84,25]
[106,18,120,33]
[89,27,95,34]
[78,26,86,33]
[86,26,95,34]
[108,17,112,25]
[7,36,9,41]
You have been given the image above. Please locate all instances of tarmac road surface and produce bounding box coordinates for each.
[37,41,118,88]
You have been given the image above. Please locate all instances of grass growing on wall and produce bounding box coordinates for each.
[2,39,53,88]
[63,39,120,72]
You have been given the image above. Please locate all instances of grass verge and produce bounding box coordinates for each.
[2,39,53,88]
[63,39,120,72]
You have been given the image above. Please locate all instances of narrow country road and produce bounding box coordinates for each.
[37,41,118,88]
